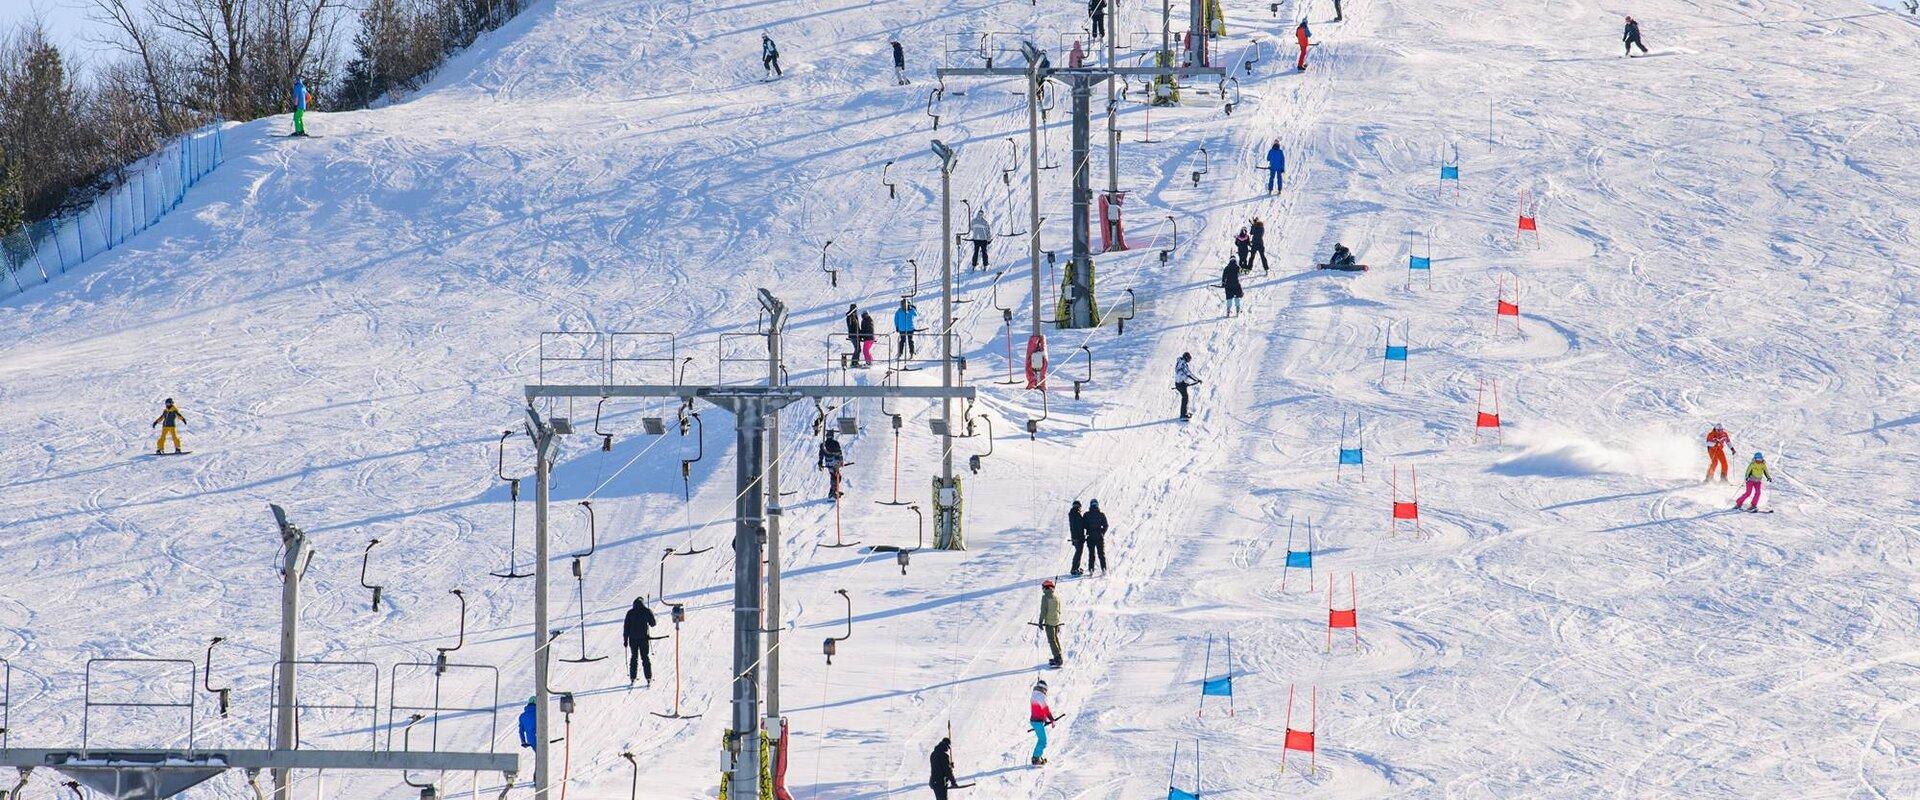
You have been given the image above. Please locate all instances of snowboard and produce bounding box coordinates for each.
[145,451,193,456]
[1316,262,1369,272]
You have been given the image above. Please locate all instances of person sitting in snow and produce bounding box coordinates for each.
[1322,242,1361,271]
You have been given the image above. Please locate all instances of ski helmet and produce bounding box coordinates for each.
[1753,452,1764,461]
[164,397,174,405]
[1089,499,1099,509]
[1034,680,1048,691]
[1042,579,1055,589]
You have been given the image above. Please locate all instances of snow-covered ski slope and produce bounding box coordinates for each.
[2,0,1918,795]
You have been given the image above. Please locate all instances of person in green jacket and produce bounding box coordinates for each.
[1038,580,1063,667]
[1733,452,1771,512]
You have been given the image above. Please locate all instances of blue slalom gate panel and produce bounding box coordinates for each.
[1440,165,1460,180]
[1285,550,1313,568]
[1409,255,1432,270]
[1338,447,1363,465]
[1202,677,1232,697]
[1169,789,1201,800]
[1384,345,1409,361]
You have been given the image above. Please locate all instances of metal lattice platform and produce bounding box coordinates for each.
[0,748,517,800]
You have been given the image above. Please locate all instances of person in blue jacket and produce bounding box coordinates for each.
[893,299,919,359]
[291,77,310,136]
[517,696,537,748]
[1264,140,1285,193]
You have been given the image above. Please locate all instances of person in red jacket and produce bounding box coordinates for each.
[1295,21,1313,70]
[1028,680,1059,766]
[1704,424,1733,483]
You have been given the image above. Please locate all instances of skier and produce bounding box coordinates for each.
[1249,216,1270,272]
[844,304,862,365]
[1704,424,1733,483]
[891,38,909,85]
[621,597,657,686]
[1083,499,1109,573]
[291,77,310,137]
[894,298,919,360]
[1173,352,1201,420]
[1264,140,1286,193]
[1233,227,1252,272]
[1028,680,1059,766]
[1733,452,1771,512]
[1089,0,1108,39]
[1622,16,1648,57]
[517,696,537,748]
[929,737,961,799]
[1295,20,1313,71]
[1038,580,1063,666]
[968,210,993,269]
[1221,256,1244,317]
[762,34,783,78]
[151,398,187,454]
[818,430,847,499]
[1068,500,1087,576]
[859,310,878,366]
[1333,0,1344,22]
[1321,242,1363,271]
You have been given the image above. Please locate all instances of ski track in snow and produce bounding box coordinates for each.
[1,0,1918,796]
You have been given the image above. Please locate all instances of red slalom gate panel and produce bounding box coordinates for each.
[1390,466,1422,537]
[1474,379,1504,442]
[1493,276,1523,336]
[1517,215,1537,231]
[1496,299,1520,317]
[1326,573,1359,653]
[1280,684,1318,776]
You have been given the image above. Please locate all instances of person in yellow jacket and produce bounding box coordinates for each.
[1732,452,1770,512]
[151,398,187,454]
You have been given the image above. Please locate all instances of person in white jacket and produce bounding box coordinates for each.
[1173,353,1201,420]
[968,211,993,269]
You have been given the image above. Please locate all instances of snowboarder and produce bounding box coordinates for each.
[1704,424,1733,483]
[517,696,537,748]
[968,210,993,269]
[1221,256,1244,317]
[929,738,961,799]
[1295,21,1313,71]
[1234,227,1252,272]
[1264,140,1287,193]
[1173,353,1200,419]
[1623,16,1647,57]
[1733,452,1771,512]
[1320,242,1364,271]
[1083,500,1109,573]
[1089,0,1108,39]
[291,77,310,137]
[762,34,783,77]
[894,299,919,359]
[151,398,187,454]
[819,431,846,499]
[1249,216,1270,272]
[859,311,878,366]
[891,38,909,85]
[1068,500,1087,576]
[845,304,862,365]
[1038,580,1063,666]
[1028,680,1059,765]
[622,597,657,685]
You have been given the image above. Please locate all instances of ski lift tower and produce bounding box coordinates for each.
[0,506,516,800]
[521,290,973,800]
[938,40,1224,330]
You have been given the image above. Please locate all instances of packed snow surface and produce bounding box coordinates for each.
[2,0,1917,797]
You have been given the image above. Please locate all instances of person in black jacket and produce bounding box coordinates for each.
[819,431,847,499]
[1623,16,1647,57]
[858,311,878,367]
[844,304,861,365]
[891,38,909,84]
[1222,256,1244,317]
[1249,217,1269,272]
[929,737,960,799]
[622,597,657,685]
[1068,501,1088,575]
[1089,0,1108,38]
[1082,499,1109,573]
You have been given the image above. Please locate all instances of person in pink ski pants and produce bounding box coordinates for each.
[1733,452,1771,511]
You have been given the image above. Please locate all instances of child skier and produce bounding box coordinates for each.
[1028,680,1060,765]
[1704,424,1733,483]
[1038,580,1063,666]
[858,311,877,366]
[818,431,846,499]
[1623,16,1648,57]
[151,398,187,454]
[1233,227,1252,272]
[1733,452,1771,512]
[291,77,310,136]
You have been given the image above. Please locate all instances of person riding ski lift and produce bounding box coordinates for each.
[1733,452,1771,512]
[622,596,658,685]
[844,304,861,366]
[517,696,537,748]
[929,737,961,799]
[1038,580,1064,666]
[1264,140,1286,193]
[858,310,877,366]
[1082,500,1109,573]
[968,210,993,269]
[818,430,847,499]
[1029,679,1060,765]
[894,298,919,360]
[1221,255,1244,317]
[151,398,187,454]
[1295,20,1313,71]
[1173,353,1201,419]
